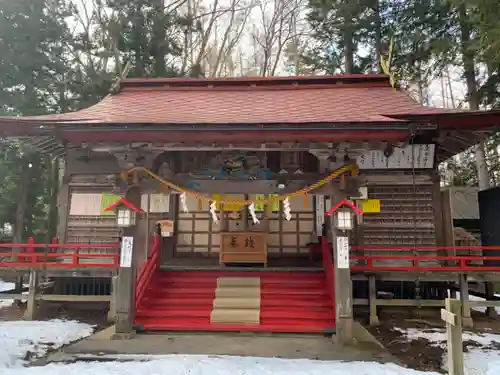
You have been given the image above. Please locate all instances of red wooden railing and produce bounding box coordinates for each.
[0,237,120,268]
[135,233,161,310]
[350,245,500,272]
[320,235,336,318]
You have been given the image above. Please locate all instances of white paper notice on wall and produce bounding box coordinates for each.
[141,194,170,213]
[356,144,435,169]
[120,236,134,268]
[336,236,350,269]
[315,195,325,235]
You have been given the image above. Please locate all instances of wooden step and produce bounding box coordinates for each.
[134,318,335,333]
[135,270,335,333]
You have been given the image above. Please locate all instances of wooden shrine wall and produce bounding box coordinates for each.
[65,174,169,265]
[66,175,120,260]
[359,170,440,268]
[176,194,315,257]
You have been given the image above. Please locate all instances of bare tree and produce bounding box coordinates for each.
[179,0,253,76]
[211,0,252,76]
[250,0,306,76]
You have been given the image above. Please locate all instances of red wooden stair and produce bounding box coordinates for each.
[134,270,336,333]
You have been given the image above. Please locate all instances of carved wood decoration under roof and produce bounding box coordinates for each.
[0,74,499,161]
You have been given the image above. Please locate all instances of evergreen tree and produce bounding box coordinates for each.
[106,0,195,77]
[0,0,72,241]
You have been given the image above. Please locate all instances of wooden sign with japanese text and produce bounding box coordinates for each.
[357,144,435,169]
[219,232,267,266]
[336,236,350,269]
[120,236,134,268]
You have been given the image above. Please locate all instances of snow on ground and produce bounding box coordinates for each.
[396,327,500,375]
[0,314,442,375]
[0,279,15,309]
[0,355,441,375]
[0,279,29,309]
[0,319,94,369]
[468,294,500,314]
[0,279,14,292]
[453,292,500,314]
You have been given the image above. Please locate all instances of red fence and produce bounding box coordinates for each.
[0,237,120,268]
[135,233,161,310]
[350,245,500,272]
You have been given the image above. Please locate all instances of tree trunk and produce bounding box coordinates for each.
[47,157,59,241]
[344,28,354,74]
[373,0,383,73]
[13,158,29,243]
[459,5,488,189]
[152,0,167,77]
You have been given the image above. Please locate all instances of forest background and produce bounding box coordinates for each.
[0,0,497,241]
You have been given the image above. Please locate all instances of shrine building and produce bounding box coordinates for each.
[1,74,500,341]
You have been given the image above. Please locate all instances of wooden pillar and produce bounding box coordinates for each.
[57,159,71,243]
[107,275,118,323]
[459,274,473,327]
[23,269,39,320]
[314,152,354,342]
[440,189,455,249]
[161,193,178,263]
[242,194,249,230]
[369,275,379,326]
[13,276,24,307]
[329,184,354,345]
[113,179,141,339]
[485,282,498,318]
[431,171,446,250]
[222,209,229,232]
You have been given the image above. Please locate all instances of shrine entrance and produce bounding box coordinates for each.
[173,193,318,268]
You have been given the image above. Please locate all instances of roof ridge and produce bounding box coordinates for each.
[119,74,392,91]
[119,82,392,92]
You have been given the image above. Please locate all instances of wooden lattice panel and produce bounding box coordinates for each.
[175,193,315,256]
[362,184,438,267]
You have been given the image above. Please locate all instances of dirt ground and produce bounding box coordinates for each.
[0,300,111,330]
[365,310,500,374]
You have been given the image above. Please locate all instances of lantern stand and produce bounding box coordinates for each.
[117,206,137,228]
[334,208,354,232]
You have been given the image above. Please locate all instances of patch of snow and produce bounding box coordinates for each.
[468,294,500,314]
[0,299,13,309]
[454,292,500,314]
[0,280,14,292]
[396,327,500,375]
[443,349,500,375]
[0,279,15,309]
[0,319,94,368]
[0,355,441,375]
[394,327,500,347]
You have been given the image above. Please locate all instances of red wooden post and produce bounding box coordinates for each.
[114,250,120,267]
[460,258,467,270]
[153,233,160,256]
[51,237,58,253]
[72,247,79,267]
[367,258,373,269]
[27,236,36,264]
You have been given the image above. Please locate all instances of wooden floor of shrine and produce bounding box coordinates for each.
[160,255,500,283]
[163,254,322,269]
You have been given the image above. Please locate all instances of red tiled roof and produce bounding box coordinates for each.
[0,74,455,126]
